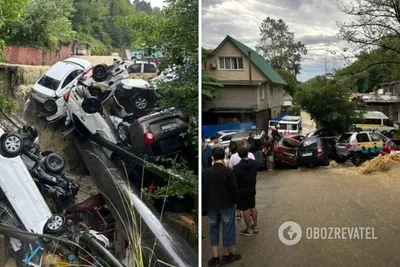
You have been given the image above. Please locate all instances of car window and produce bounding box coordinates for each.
[356,133,370,143]
[62,70,81,88]
[338,134,352,143]
[128,64,142,73]
[302,137,319,147]
[144,63,157,73]
[221,135,233,141]
[370,133,385,142]
[37,75,61,90]
[282,138,300,148]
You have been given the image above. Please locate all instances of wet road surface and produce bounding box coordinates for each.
[202,166,400,267]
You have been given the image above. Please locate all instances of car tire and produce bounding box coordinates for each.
[92,64,109,82]
[132,94,149,110]
[43,99,58,116]
[117,122,130,143]
[44,214,66,235]
[351,153,365,166]
[44,153,65,173]
[1,133,23,157]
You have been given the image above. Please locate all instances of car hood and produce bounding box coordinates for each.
[32,83,57,98]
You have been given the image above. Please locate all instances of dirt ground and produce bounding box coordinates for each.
[202,164,400,267]
[75,55,122,65]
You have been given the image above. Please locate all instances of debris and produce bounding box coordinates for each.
[359,154,400,174]
[328,160,339,168]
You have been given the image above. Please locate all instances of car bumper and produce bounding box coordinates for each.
[297,155,327,166]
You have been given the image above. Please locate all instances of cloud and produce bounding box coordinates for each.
[202,0,351,81]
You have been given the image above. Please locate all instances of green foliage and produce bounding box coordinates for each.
[0,0,28,59]
[161,0,198,65]
[0,91,17,113]
[3,0,75,49]
[144,158,198,200]
[289,105,301,116]
[295,76,361,133]
[276,68,298,96]
[256,17,307,77]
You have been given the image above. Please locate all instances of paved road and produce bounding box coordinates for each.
[202,165,400,267]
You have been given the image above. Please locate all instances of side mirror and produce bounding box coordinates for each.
[82,97,103,114]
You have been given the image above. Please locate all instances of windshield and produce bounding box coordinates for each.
[338,134,352,143]
[279,123,298,130]
[37,75,61,90]
[301,137,319,147]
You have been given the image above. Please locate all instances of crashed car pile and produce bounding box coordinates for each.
[1,59,196,266]
[273,128,400,168]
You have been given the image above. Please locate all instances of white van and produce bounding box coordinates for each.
[354,110,399,134]
[268,115,302,135]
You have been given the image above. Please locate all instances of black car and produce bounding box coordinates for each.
[117,107,189,158]
[296,136,338,166]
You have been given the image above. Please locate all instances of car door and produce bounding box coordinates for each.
[355,133,373,154]
[143,63,158,79]
[369,132,385,154]
[59,69,82,96]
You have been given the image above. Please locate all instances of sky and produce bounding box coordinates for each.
[202,0,353,82]
[147,0,164,8]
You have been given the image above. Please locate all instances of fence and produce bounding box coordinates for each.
[3,45,72,66]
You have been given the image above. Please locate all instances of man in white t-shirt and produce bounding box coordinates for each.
[229,140,255,168]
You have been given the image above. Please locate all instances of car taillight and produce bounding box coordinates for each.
[346,143,352,149]
[144,130,155,146]
[317,146,323,154]
[63,92,70,102]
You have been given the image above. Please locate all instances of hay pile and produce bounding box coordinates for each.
[359,154,400,174]
[328,160,339,168]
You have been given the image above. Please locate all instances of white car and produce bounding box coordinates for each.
[0,127,53,235]
[206,130,238,148]
[31,57,92,104]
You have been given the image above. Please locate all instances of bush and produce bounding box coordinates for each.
[289,105,301,116]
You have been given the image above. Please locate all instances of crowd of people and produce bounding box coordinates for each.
[202,127,282,266]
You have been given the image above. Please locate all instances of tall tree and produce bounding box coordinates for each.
[337,0,400,72]
[256,17,307,77]
[132,0,154,14]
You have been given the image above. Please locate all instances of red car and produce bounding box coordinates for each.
[273,135,304,166]
[380,139,400,155]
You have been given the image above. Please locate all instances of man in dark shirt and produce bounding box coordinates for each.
[233,147,260,236]
[203,147,241,267]
[247,132,256,153]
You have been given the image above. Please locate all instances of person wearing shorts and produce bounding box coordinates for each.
[265,135,274,171]
[233,147,260,236]
[203,147,241,266]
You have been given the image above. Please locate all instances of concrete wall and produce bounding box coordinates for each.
[257,82,284,111]
[206,41,266,81]
[211,85,258,109]
[3,44,72,66]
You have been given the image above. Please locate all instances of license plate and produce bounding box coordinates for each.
[302,152,312,157]
[160,123,178,131]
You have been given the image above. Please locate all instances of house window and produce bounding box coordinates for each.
[218,57,243,70]
[269,83,274,97]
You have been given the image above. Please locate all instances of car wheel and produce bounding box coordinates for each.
[43,99,58,116]
[44,214,66,235]
[1,133,23,157]
[389,130,396,138]
[92,64,109,82]
[351,153,365,166]
[134,95,148,110]
[44,153,65,173]
[117,122,130,143]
